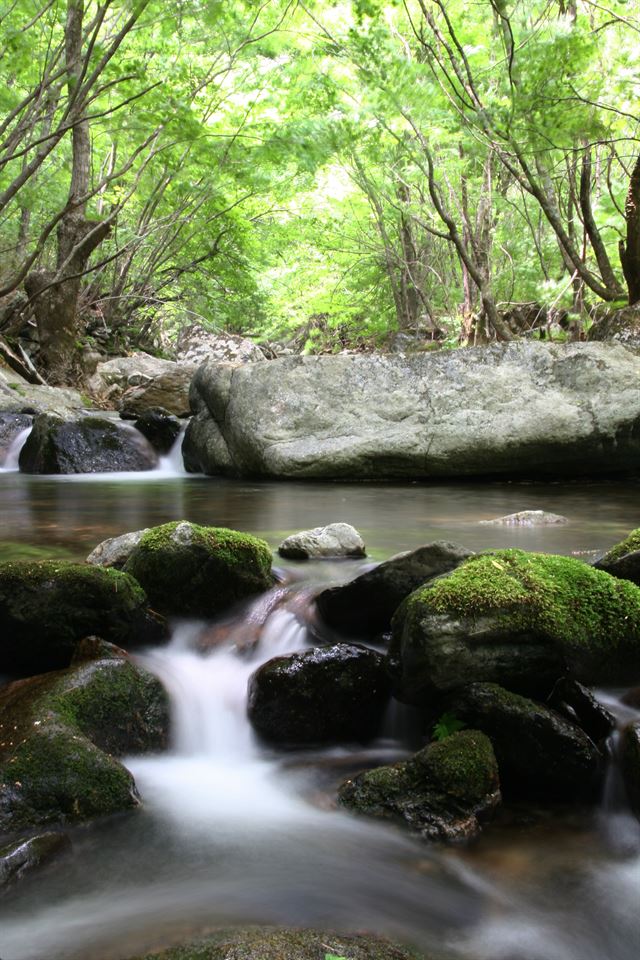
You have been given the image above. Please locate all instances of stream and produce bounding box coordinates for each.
[0,438,639,960]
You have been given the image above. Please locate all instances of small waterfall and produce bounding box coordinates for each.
[595,691,640,854]
[154,425,188,477]
[0,425,32,472]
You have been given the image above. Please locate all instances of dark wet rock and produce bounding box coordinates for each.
[0,651,168,831]
[547,678,616,743]
[247,643,391,744]
[0,832,71,887]
[447,683,602,801]
[278,523,366,560]
[126,926,433,960]
[480,510,568,526]
[316,541,473,638]
[123,521,274,619]
[0,413,31,459]
[622,687,640,709]
[0,560,163,675]
[18,413,158,474]
[133,409,181,455]
[339,730,500,842]
[594,526,640,586]
[620,720,640,816]
[389,550,640,703]
[86,528,149,570]
[183,343,640,480]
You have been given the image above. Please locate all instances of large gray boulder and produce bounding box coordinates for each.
[182,343,640,479]
[19,414,157,473]
[89,353,197,417]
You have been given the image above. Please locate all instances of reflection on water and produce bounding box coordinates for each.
[0,473,639,564]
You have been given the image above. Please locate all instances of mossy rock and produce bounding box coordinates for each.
[123,521,274,618]
[390,549,640,702]
[18,413,158,474]
[594,527,640,586]
[0,560,163,676]
[247,643,391,744]
[448,683,602,801]
[124,925,432,960]
[338,730,500,842]
[0,647,168,832]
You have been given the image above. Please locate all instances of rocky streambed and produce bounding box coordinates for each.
[1,513,640,959]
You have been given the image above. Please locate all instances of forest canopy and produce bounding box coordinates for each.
[0,0,639,381]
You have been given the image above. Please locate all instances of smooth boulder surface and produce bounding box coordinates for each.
[339,730,500,842]
[247,643,391,744]
[278,522,366,559]
[86,528,149,570]
[594,527,640,586]
[0,367,88,417]
[447,683,602,801]
[19,413,157,474]
[183,343,640,479]
[126,926,432,960]
[0,832,71,887]
[389,550,640,703]
[0,560,162,675]
[123,521,274,618]
[316,541,473,638]
[0,647,168,831]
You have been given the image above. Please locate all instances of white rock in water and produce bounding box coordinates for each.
[278,522,366,559]
[86,528,149,568]
[480,510,569,526]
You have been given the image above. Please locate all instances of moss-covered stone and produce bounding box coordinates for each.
[0,649,169,832]
[124,925,431,960]
[390,549,640,701]
[448,683,602,801]
[0,559,163,675]
[123,521,274,618]
[338,730,500,842]
[594,527,640,586]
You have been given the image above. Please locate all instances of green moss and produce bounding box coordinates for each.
[124,521,273,618]
[601,527,640,563]
[408,549,640,672]
[411,730,498,805]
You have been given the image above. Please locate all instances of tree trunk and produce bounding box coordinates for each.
[620,154,640,305]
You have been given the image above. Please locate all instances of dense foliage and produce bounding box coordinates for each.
[0,0,638,378]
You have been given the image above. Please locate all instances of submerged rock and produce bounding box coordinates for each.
[480,510,568,526]
[339,730,500,842]
[448,683,602,801]
[18,413,158,474]
[316,541,473,638]
[278,523,366,560]
[594,527,640,586]
[183,343,640,480]
[0,559,163,675]
[86,528,149,570]
[247,643,391,744]
[132,409,181,455]
[123,521,274,618]
[0,832,71,888]
[125,926,432,960]
[389,549,640,702]
[0,649,168,831]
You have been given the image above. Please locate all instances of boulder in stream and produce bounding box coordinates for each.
[389,549,640,703]
[338,729,500,842]
[447,683,602,801]
[0,646,168,831]
[479,510,568,526]
[0,832,71,888]
[123,521,274,618]
[0,559,164,675]
[125,926,436,960]
[594,526,640,587]
[86,528,150,570]
[132,408,181,455]
[316,541,473,638]
[18,413,158,474]
[247,643,391,744]
[278,523,366,560]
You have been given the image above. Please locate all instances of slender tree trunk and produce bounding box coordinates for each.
[619,154,640,305]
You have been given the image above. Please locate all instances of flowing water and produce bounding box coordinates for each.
[1,449,640,960]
